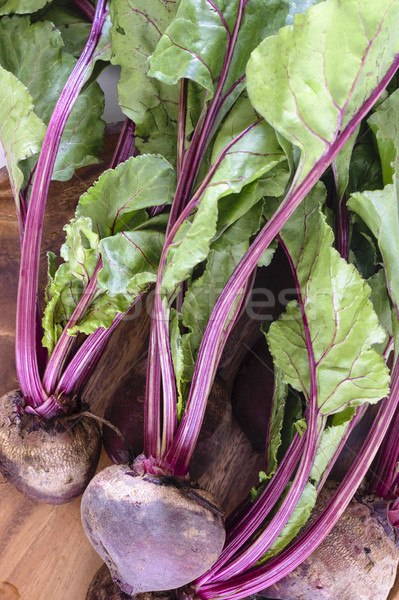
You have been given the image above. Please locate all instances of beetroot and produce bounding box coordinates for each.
[86,564,176,600]
[0,390,101,504]
[86,564,132,600]
[81,463,226,595]
[258,482,399,600]
[102,359,148,464]
[102,361,232,481]
[231,339,274,452]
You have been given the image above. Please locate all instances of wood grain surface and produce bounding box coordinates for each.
[0,127,398,600]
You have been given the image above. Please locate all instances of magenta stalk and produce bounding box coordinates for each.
[15,0,108,408]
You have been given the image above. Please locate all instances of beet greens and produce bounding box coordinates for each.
[0,2,171,421]
[0,1,173,506]
[118,0,399,596]
[2,0,399,596]
[82,0,399,597]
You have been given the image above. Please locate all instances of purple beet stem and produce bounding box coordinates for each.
[144,0,248,461]
[15,1,108,408]
[146,121,262,463]
[42,260,103,395]
[110,119,136,168]
[165,52,399,479]
[73,0,95,21]
[197,360,399,599]
[190,52,399,600]
[197,225,322,587]
[371,400,399,497]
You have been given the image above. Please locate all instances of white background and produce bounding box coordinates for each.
[0,65,124,170]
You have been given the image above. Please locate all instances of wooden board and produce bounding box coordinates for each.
[391,579,399,599]
[0,450,111,600]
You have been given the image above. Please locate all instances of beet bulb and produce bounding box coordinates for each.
[81,463,226,595]
[231,338,274,452]
[86,563,176,600]
[0,389,101,504]
[258,482,399,600]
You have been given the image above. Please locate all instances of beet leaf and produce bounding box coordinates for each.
[0,0,48,14]
[268,187,389,415]
[0,15,108,184]
[110,0,179,163]
[0,66,45,211]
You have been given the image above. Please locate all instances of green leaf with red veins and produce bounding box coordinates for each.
[148,0,288,98]
[110,0,177,123]
[0,66,45,208]
[147,0,288,162]
[267,184,389,416]
[246,0,399,190]
[0,15,107,184]
[98,230,165,296]
[109,0,179,163]
[0,14,112,119]
[42,258,84,353]
[0,0,48,14]
[148,0,237,96]
[43,223,165,348]
[60,217,100,286]
[75,155,176,240]
[161,99,285,296]
[66,292,133,338]
[32,2,92,57]
[42,217,100,352]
